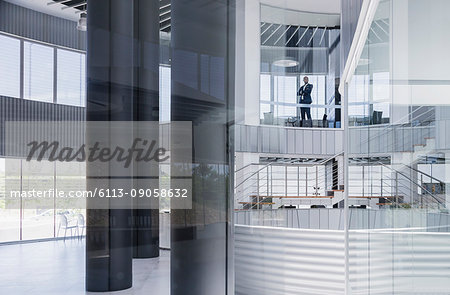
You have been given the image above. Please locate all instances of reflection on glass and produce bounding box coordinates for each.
[347,0,450,293]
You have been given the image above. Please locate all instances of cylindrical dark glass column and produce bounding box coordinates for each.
[171,0,235,294]
[132,0,160,259]
[86,0,161,291]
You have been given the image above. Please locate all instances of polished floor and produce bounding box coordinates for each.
[0,239,170,295]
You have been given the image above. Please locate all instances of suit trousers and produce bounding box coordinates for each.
[300,107,312,121]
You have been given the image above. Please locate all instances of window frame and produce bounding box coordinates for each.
[0,31,86,107]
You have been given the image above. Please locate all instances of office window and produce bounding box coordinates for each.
[274,75,297,118]
[0,35,20,98]
[260,74,271,119]
[260,103,271,120]
[307,75,326,105]
[348,74,370,123]
[260,74,329,124]
[372,72,390,120]
[57,49,86,107]
[0,158,21,243]
[24,42,54,103]
[21,160,54,240]
[260,74,271,102]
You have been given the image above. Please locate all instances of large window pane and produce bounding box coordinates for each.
[57,49,86,107]
[24,42,54,103]
[260,74,271,101]
[0,35,20,98]
[0,158,20,243]
[274,75,297,118]
[55,161,86,238]
[260,74,272,120]
[21,160,54,240]
[260,74,329,124]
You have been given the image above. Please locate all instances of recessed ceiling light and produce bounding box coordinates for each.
[273,59,299,67]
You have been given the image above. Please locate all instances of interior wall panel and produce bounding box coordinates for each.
[0,1,86,51]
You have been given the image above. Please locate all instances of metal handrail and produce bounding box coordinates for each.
[376,161,443,207]
[235,152,343,189]
[401,163,445,185]
[351,107,436,147]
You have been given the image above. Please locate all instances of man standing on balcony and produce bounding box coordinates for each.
[298,76,313,126]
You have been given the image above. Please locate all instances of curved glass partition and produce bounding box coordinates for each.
[345,0,450,293]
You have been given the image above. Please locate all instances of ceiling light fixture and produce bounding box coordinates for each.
[272,58,299,68]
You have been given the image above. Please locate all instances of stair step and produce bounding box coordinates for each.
[278,196,331,199]
[249,195,332,199]
[350,196,399,199]
[238,202,275,205]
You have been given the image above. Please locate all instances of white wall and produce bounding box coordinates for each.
[391,0,450,110]
[260,0,340,14]
[235,0,261,125]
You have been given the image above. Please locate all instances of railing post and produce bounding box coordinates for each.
[381,177,383,200]
[315,166,319,196]
[306,167,308,196]
[266,166,270,208]
[421,174,423,208]
[297,166,300,197]
[257,166,260,210]
[430,174,434,209]
[285,165,288,198]
[362,165,365,198]
[395,172,399,208]
[270,165,273,197]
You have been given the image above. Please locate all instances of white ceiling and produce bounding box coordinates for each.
[5,0,342,27]
[5,0,80,21]
[260,0,341,15]
[261,5,340,27]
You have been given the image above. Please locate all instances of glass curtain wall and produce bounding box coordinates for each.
[347,0,450,293]
[0,159,86,243]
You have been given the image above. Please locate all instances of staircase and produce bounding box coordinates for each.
[235,153,345,210]
[235,153,446,210]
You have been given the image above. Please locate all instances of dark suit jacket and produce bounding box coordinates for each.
[298,83,313,104]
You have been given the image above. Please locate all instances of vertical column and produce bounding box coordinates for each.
[235,0,260,125]
[171,0,235,294]
[132,0,160,259]
[86,0,146,291]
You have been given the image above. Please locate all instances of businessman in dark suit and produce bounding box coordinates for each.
[298,76,313,124]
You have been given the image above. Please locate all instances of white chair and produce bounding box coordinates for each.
[57,214,77,241]
[77,213,86,240]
